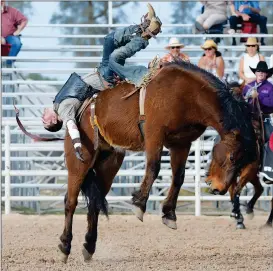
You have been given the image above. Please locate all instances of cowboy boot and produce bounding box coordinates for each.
[141,16,162,39]
[139,3,156,32]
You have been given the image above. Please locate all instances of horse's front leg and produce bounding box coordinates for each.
[161,145,191,230]
[229,178,246,229]
[132,138,163,221]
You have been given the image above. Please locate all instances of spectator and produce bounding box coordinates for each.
[161,38,190,63]
[195,1,228,33]
[198,39,225,79]
[239,37,265,85]
[229,1,267,45]
[1,0,28,66]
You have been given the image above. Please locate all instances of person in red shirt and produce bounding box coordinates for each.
[1,0,28,65]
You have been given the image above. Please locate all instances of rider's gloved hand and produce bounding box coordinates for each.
[75,147,84,162]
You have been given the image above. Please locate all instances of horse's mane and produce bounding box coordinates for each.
[162,60,257,164]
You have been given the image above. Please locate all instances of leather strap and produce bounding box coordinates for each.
[13,101,64,142]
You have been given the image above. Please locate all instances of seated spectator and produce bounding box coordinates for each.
[161,38,190,63]
[239,37,265,85]
[198,39,225,79]
[229,1,267,45]
[1,0,28,66]
[195,1,228,33]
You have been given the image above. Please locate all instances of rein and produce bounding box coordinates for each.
[13,101,64,142]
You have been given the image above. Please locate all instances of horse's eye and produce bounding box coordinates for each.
[230,153,234,163]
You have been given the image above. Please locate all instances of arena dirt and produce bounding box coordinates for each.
[2,214,273,271]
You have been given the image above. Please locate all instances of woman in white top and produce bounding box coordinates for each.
[198,39,225,79]
[239,37,265,85]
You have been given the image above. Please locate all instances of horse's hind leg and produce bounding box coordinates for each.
[132,135,163,221]
[265,197,273,227]
[161,144,191,230]
[245,176,264,219]
[82,149,125,261]
[58,145,92,263]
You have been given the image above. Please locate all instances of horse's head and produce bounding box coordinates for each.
[205,129,244,195]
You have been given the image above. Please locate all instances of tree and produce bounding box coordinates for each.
[170,1,197,45]
[9,2,33,16]
[50,1,133,68]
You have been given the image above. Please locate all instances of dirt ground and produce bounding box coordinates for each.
[2,214,273,271]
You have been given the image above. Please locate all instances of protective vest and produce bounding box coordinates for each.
[53,73,93,105]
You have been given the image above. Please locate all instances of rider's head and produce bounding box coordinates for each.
[42,108,63,132]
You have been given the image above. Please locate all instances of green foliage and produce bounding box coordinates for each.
[8,2,33,17]
[170,1,198,46]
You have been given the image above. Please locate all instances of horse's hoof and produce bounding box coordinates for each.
[133,206,144,222]
[162,217,177,230]
[230,212,236,219]
[246,211,254,220]
[82,246,93,262]
[58,244,69,263]
[236,223,246,230]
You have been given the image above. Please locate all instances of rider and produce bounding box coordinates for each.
[42,3,162,161]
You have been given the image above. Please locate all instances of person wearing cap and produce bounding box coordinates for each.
[195,1,228,33]
[198,39,225,79]
[239,37,265,85]
[243,61,273,114]
[161,38,190,63]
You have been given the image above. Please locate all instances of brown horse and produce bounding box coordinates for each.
[59,61,258,262]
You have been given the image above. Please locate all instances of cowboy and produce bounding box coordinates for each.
[243,61,273,113]
[42,3,162,162]
[161,37,190,63]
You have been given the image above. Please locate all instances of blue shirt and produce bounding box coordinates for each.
[234,1,260,15]
[243,80,273,114]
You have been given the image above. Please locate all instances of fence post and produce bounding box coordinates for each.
[108,1,113,25]
[5,125,11,214]
[195,138,201,216]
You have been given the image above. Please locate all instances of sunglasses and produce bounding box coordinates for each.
[204,47,213,51]
[246,45,257,47]
[171,46,180,49]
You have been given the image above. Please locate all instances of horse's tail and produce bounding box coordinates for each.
[80,168,108,217]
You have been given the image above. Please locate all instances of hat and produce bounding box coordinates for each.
[165,38,185,49]
[201,39,217,50]
[250,61,273,77]
[245,37,259,46]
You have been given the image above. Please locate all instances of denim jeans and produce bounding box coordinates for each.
[109,36,149,86]
[5,35,22,65]
[98,25,149,86]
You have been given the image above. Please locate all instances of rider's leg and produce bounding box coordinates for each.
[109,36,149,86]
